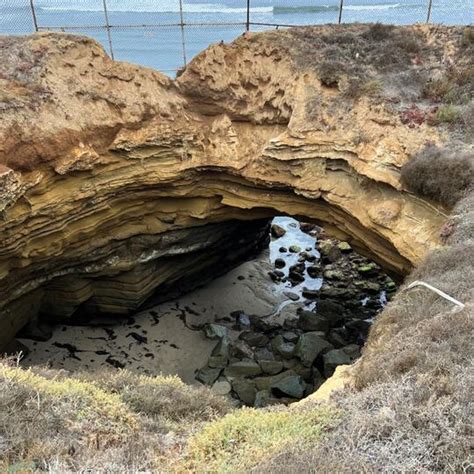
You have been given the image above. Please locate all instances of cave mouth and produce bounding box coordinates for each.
[14,216,398,407]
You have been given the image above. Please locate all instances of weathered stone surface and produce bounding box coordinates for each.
[259,360,284,375]
[294,333,334,367]
[0,27,452,348]
[297,311,330,333]
[208,338,229,368]
[271,375,305,399]
[271,335,296,359]
[232,378,257,406]
[323,349,352,377]
[211,379,232,395]
[196,367,222,385]
[224,360,262,378]
[204,324,228,340]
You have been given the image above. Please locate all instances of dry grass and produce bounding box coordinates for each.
[401,145,473,207]
[0,363,232,472]
[182,405,339,472]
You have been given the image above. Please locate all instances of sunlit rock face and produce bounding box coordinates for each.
[0,24,464,349]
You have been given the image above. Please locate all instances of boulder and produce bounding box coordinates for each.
[317,300,345,326]
[211,379,232,395]
[274,258,286,269]
[254,389,271,407]
[302,287,320,299]
[259,360,284,375]
[254,347,276,361]
[271,335,296,359]
[294,332,334,367]
[254,369,298,391]
[271,375,305,399]
[196,366,222,385]
[239,331,269,348]
[208,338,229,368]
[232,378,257,406]
[289,245,301,253]
[225,360,262,378]
[282,331,300,343]
[337,242,352,253]
[307,264,322,278]
[283,291,300,301]
[230,340,254,359]
[323,349,352,377]
[271,224,286,238]
[204,324,228,340]
[297,310,330,333]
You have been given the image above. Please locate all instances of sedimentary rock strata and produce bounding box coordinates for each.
[1,25,468,349]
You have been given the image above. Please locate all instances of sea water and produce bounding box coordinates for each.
[1,0,472,73]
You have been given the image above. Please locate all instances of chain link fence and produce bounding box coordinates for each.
[1,1,472,74]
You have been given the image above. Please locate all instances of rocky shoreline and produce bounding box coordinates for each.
[195,219,397,406]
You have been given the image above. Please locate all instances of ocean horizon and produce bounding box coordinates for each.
[1,0,473,73]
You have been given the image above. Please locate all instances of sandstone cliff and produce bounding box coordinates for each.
[0,25,470,348]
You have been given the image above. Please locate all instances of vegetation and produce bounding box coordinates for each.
[401,145,473,207]
[183,405,339,472]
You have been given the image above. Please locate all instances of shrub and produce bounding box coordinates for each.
[362,23,394,41]
[76,369,232,431]
[317,60,345,88]
[401,145,473,207]
[182,405,339,472]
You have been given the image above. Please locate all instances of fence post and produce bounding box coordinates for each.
[338,0,344,24]
[179,0,188,67]
[30,0,39,32]
[246,0,250,31]
[426,0,433,23]
[102,0,115,59]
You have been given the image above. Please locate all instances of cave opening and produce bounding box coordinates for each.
[14,216,398,408]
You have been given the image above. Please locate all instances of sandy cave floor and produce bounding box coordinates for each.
[18,217,320,384]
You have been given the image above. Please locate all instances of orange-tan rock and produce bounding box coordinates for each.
[1,25,467,349]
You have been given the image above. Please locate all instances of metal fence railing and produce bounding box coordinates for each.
[1,1,472,74]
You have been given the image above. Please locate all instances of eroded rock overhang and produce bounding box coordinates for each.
[1,25,459,348]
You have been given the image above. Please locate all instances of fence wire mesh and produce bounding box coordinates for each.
[1,0,472,74]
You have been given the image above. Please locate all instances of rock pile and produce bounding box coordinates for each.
[196,222,397,406]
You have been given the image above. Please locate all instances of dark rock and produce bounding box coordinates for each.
[354,281,381,293]
[297,311,330,333]
[274,258,286,269]
[323,269,345,280]
[271,224,286,238]
[254,389,271,407]
[320,286,356,299]
[294,332,334,367]
[105,356,125,369]
[271,375,305,399]
[282,331,300,343]
[271,335,296,359]
[289,271,305,284]
[357,263,380,276]
[337,242,352,253]
[283,291,300,301]
[239,331,269,348]
[289,263,305,274]
[317,300,346,326]
[250,314,282,332]
[259,360,284,375]
[307,264,322,278]
[342,344,361,360]
[209,338,230,368]
[289,245,301,253]
[232,378,257,405]
[196,366,222,385]
[254,369,298,391]
[302,287,320,299]
[204,324,228,340]
[127,332,148,344]
[317,240,342,262]
[327,329,349,348]
[254,347,275,361]
[230,340,254,359]
[279,247,288,253]
[323,349,351,377]
[225,360,262,378]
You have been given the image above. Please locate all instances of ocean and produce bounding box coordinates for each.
[1,0,473,73]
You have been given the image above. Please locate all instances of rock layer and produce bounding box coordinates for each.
[0,25,464,349]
